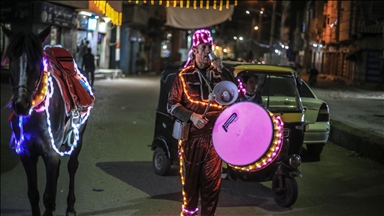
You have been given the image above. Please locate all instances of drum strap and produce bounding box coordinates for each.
[199,71,214,118]
[198,71,213,93]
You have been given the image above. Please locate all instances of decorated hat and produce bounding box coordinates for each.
[184,29,213,67]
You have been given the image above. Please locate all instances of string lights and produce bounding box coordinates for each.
[178,140,200,215]
[178,66,222,108]
[93,0,122,26]
[127,0,238,10]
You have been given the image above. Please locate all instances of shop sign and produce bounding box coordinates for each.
[33,1,77,28]
[0,2,33,23]
[78,15,89,30]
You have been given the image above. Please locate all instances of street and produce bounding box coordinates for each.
[306,74,384,137]
[1,75,384,216]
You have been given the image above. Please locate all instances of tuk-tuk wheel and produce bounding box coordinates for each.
[306,144,324,160]
[271,175,298,207]
[153,147,171,176]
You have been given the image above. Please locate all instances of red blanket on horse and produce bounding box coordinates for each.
[44,47,95,115]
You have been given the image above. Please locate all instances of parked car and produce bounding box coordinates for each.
[298,80,330,161]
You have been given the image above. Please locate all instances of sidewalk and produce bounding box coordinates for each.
[95,68,123,79]
[329,119,384,164]
[301,73,384,164]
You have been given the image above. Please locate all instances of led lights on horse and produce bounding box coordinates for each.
[10,56,93,156]
[32,71,49,112]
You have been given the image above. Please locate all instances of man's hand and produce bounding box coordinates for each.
[209,53,224,72]
[190,112,208,129]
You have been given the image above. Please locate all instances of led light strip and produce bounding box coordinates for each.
[178,140,199,215]
[179,67,222,109]
[228,113,284,172]
[127,0,237,9]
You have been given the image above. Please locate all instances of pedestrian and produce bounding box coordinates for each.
[309,65,319,86]
[135,53,146,75]
[237,73,265,107]
[77,40,89,67]
[167,29,237,216]
[82,48,95,87]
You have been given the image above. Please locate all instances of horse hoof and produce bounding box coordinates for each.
[66,211,77,216]
[42,212,53,216]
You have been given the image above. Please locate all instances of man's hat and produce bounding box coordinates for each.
[184,29,213,67]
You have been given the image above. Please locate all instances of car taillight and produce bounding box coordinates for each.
[316,103,330,122]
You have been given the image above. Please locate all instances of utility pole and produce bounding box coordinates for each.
[250,16,256,49]
[258,9,263,45]
[269,0,276,64]
[381,23,384,85]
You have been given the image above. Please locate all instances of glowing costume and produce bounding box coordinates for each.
[168,29,238,215]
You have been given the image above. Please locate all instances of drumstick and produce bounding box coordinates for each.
[202,92,215,118]
[202,101,210,118]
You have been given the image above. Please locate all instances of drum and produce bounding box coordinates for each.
[212,102,284,171]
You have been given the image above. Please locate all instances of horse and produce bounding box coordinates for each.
[1,25,94,216]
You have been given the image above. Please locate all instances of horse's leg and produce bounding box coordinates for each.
[66,139,83,216]
[42,152,61,216]
[20,154,41,216]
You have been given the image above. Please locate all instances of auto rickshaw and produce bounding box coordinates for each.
[151,62,306,207]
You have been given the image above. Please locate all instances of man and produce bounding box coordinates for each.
[82,48,96,87]
[309,65,319,86]
[77,40,89,67]
[167,29,237,216]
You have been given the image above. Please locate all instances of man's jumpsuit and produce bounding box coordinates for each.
[168,62,235,216]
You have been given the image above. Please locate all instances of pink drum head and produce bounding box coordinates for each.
[213,102,274,166]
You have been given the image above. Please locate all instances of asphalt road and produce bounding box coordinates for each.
[1,76,383,216]
[305,74,384,137]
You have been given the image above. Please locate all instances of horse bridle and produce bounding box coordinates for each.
[9,58,44,100]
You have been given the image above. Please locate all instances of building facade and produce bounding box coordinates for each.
[300,0,384,84]
[0,1,122,71]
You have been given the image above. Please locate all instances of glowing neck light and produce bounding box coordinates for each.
[10,116,25,154]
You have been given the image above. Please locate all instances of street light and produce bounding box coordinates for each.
[254,26,259,31]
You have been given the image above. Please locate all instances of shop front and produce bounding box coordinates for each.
[76,0,122,70]
[0,1,78,58]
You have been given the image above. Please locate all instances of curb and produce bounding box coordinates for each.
[329,119,384,164]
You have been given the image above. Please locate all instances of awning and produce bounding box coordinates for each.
[88,0,123,26]
[346,49,362,62]
[166,5,234,29]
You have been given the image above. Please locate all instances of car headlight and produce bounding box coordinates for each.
[289,154,301,168]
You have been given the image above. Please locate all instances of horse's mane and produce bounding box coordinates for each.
[2,31,44,68]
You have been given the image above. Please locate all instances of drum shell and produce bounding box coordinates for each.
[212,102,282,168]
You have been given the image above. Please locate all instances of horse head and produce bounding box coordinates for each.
[2,25,51,116]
